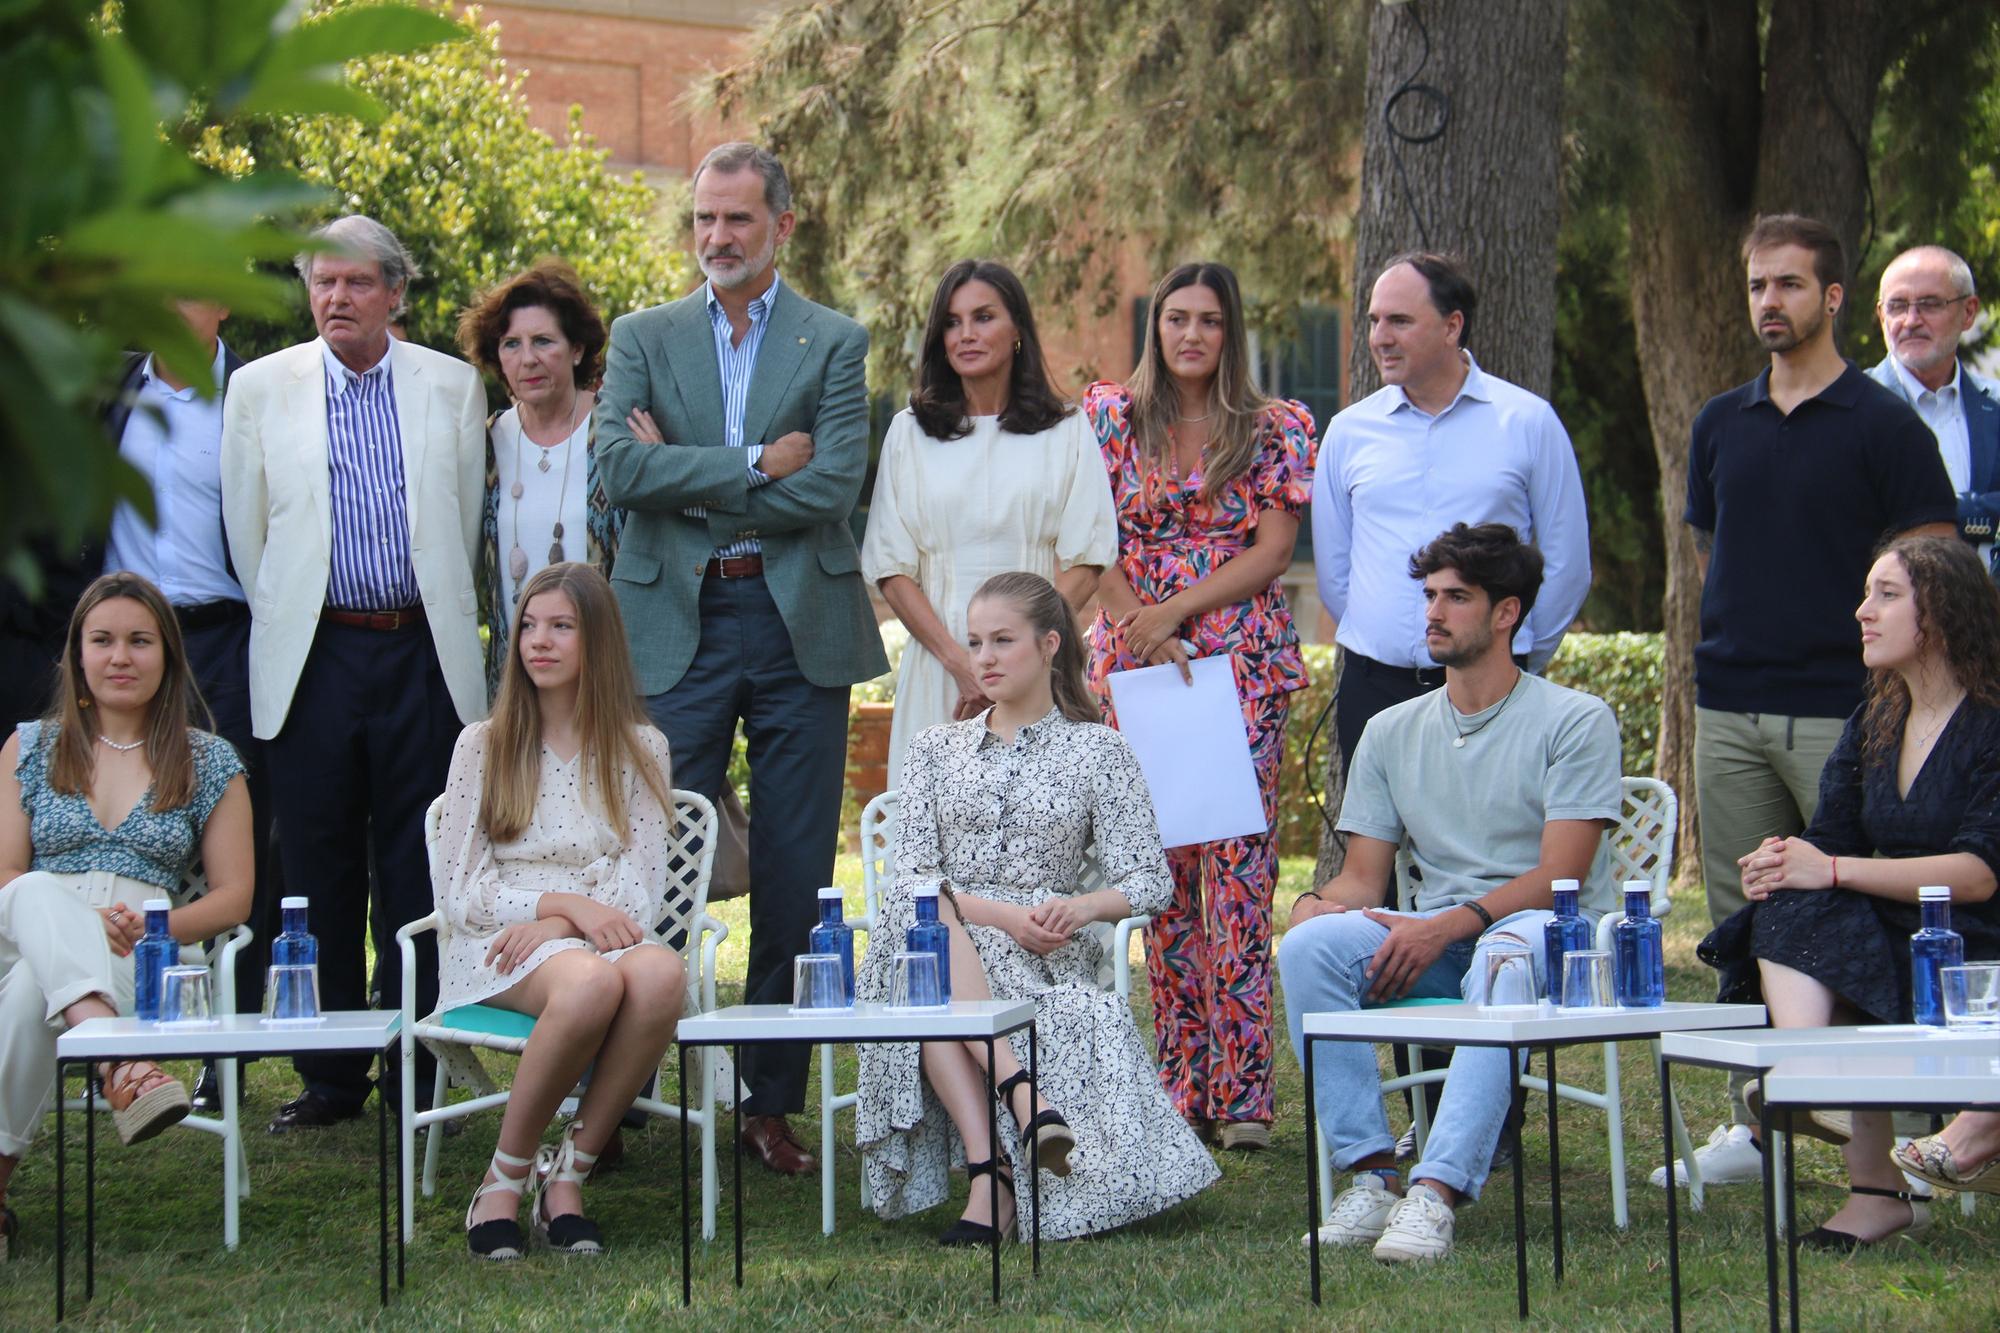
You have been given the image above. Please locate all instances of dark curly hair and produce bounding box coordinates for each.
[455,258,607,393]
[909,259,1071,441]
[1860,534,2000,761]
[1408,522,1545,627]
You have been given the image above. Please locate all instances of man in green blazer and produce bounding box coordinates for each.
[596,143,887,1175]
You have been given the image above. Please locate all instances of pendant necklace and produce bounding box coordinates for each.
[509,395,584,599]
[1443,671,1524,748]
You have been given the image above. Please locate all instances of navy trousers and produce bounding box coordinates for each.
[266,617,458,1110]
[647,572,849,1116]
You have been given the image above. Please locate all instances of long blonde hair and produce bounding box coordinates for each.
[480,563,670,843]
[46,573,209,810]
[1125,262,1272,504]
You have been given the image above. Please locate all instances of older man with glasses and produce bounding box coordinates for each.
[1866,244,2000,577]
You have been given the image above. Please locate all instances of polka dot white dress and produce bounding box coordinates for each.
[431,720,676,1013]
[854,708,1219,1239]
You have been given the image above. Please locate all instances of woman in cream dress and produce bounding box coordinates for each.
[862,260,1116,788]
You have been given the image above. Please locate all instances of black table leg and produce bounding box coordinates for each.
[984,1036,1000,1306]
[1304,1036,1320,1306]
[1028,1020,1041,1279]
[1761,1100,1779,1333]
[1511,1059,1528,1319]
[732,1043,743,1289]
[85,1066,96,1303]
[378,1064,388,1307]
[1661,1055,1682,1333]
[1546,1045,1563,1284]
[1783,1110,1799,1333]
[55,1060,66,1322]
[680,1042,691,1307]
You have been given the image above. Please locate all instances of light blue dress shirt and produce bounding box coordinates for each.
[104,341,246,606]
[1311,352,1591,671]
[319,339,420,610]
[685,274,783,560]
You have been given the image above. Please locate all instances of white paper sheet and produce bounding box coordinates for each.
[1105,655,1267,849]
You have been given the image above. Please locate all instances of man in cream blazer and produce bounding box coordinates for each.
[222,216,485,1131]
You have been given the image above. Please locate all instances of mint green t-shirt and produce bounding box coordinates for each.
[1337,672,1624,917]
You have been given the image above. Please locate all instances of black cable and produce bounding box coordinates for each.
[1300,678,1341,841]
[1383,2,1451,250]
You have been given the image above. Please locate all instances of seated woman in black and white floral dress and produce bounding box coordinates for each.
[853,571,1218,1244]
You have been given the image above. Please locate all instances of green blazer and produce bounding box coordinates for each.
[595,281,889,693]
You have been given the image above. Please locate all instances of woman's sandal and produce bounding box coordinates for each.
[937,1157,1016,1247]
[464,1148,533,1261]
[1799,1184,1931,1253]
[1893,1133,2000,1195]
[996,1069,1076,1177]
[530,1121,604,1255]
[101,1059,190,1146]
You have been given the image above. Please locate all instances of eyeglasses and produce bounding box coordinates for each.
[1879,295,1972,319]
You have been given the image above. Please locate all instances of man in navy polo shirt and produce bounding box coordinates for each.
[1658,213,1956,1192]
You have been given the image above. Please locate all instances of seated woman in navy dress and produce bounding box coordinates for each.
[1702,534,2000,1250]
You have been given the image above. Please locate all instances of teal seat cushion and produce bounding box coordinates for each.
[1365,996,1464,1011]
[435,1003,536,1041]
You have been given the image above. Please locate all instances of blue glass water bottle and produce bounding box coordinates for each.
[1911,885,1964,1027]
[1544,878,1591,1005]
[270,895,320,1018]
[1613,881,1665,1008]
[132,899,177,1021]
[906,883,952,1005]
[809,887,856,1005]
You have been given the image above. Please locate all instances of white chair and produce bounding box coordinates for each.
[1317,776,1705,1229]
[814,789,1150,1234]
[395,789,727,1242]
[60,864,253,1248]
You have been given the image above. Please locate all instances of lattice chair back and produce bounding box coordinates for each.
[858,789,897,932]
[1610,776,1677,917]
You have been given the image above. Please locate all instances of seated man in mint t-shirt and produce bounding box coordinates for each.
[1278,522,1621,1265]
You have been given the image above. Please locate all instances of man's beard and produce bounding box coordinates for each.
[1757,302,1826,353]
[1428,623,1495,669]
[700,233,777,290]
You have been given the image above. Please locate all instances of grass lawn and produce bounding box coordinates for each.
[2,857,1996,1329]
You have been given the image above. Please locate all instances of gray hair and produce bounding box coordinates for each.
[691,142,792,216]
[1887,244,1978,299]
[294,215,420,317]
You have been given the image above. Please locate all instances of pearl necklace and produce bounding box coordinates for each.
[97,734,145,752]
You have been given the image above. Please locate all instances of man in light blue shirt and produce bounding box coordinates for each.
[1312,253,1592,770]
[100,300,269,1110]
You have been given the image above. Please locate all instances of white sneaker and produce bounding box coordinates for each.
[1372,1183,1455,1263]
[1650,1123,1763,1188]
[1302,1175,1401,1248]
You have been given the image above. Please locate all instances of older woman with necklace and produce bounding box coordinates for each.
[458,261,623,695]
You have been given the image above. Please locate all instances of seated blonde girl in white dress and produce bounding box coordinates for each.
[434,563,682,1260]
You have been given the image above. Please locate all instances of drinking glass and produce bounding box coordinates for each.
[158,965,215,1025]
[887,950,945,1011]
[1558,950,1616,1010]
[262,964,322,1023]
[791,953,850,1012]
[1942,963,2000,1030]
[1481,945,1540,1010]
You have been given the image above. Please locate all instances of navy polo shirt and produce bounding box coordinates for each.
[1684,361,1955,717]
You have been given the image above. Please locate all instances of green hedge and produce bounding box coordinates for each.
[821,628,1666,858]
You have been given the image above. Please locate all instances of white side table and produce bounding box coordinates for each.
[1301,1000,1764,1319]
[675,1000,1040,1307]
[1761,1049,2000,1333]
[54,1012,403,1321]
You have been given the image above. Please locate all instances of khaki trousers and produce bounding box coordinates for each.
[1692,707,1846,1125]
[0,871,151,1156]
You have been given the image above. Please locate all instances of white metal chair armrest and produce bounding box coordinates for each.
[696,912,728,1014]
[1112,914,1151,1000]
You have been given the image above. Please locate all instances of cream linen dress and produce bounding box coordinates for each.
[431,720,678,1013]
[860,408,1116,789]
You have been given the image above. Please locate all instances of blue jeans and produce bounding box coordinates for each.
[1277,907,1554,1201]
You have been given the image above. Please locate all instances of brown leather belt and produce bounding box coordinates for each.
[323,604,426,631]
[703,554,764,579]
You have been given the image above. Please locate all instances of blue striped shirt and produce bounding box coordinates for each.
[687,276,782,559]
[320,341,419,610]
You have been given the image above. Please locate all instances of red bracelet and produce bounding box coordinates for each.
[1830,857,1838,889]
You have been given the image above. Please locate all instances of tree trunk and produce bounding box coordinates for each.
[1318,0,1568,881]
[1624,0,1898,889]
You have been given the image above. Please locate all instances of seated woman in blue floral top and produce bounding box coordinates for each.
[0,573,252,1257]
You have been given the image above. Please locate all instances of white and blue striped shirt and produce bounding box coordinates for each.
[320,340,420,610]
[687,275,782,559]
